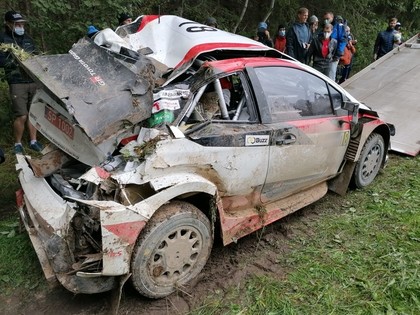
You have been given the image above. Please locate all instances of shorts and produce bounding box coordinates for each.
[9,82,38,117]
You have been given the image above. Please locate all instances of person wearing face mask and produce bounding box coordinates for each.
[274,24,287,53]
[307,22,338,77]
[0,10,43,154]
[322,12,347,81]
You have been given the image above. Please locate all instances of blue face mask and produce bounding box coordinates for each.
[14,26,24,36]
[278,30,286,37]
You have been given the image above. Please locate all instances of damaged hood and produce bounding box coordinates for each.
[21,38,155,145]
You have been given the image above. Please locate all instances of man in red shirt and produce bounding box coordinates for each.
[307,23,338,77]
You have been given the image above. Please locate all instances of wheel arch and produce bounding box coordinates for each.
[346,120,392,164]
[328,120,393,195]
[371,123,393,164]
[129,197,215,298]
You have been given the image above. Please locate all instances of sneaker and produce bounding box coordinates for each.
[29,141,44,152]
[14,144,24,154]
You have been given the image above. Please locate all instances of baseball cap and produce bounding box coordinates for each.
[258,22,268,30]
[5,11,26,23]
[118,12,131,25]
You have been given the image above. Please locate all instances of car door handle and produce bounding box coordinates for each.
[276,133,296,145]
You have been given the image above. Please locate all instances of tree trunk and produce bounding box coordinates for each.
[232,0,249,34]
[262,0,275,22]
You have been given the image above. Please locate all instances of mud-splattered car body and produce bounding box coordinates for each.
[16,15,394,298]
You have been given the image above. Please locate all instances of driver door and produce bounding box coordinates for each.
[247,66,351,203]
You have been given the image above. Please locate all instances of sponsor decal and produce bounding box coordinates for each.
[245,135,270,146]
[153,89,190,99]
[69,50,106,86]
[152,99,180,113]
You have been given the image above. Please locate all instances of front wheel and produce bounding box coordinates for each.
[131,201,213,298]
[353,133,385,188]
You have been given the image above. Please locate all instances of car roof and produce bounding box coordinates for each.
[118,15,289,69]
[117,15,292,85]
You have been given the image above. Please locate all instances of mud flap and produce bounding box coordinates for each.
[109,274,131,315]
[328,161,356,196]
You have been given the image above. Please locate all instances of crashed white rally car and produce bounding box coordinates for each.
[16,15,395,298]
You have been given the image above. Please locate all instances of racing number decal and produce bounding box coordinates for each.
[178,22,217,33]
[342,130,350,146]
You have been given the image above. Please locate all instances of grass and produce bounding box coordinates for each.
[191,155,420,315]
[0,216,46,295]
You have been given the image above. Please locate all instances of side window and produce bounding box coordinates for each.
[328,84,343,111]
[254,67,334,121]
[187,73,254,123]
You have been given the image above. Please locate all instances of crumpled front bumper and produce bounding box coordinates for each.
[16,154,116,293]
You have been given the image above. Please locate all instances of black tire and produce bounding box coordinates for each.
[353,133,385,188]
[131,201,213,298]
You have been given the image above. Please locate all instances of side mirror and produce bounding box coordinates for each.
[342,101,359,124]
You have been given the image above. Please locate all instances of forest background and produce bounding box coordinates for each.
[1,0,420,76]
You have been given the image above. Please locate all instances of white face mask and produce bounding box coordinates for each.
[14,26,25,36]
[324,32,331,39]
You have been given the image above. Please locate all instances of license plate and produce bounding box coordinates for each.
[44,106,74,140]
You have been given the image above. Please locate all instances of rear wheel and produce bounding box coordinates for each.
[131,201,213,298]
[353,133,385,188]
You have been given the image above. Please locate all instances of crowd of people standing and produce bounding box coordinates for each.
[253,8,402,84]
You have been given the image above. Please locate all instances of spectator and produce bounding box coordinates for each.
[273,24,287,53]
[338,25,357,84]
[118,12,132,26]
[373,17,398,60]
[308,15,319,35]
[256,22,273,47]
[0,10,43,154]
[393,22,402,48]
[322,12,347,81]
[205,17,218,28]
[307,22,337,77]
[286,7,311,63]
